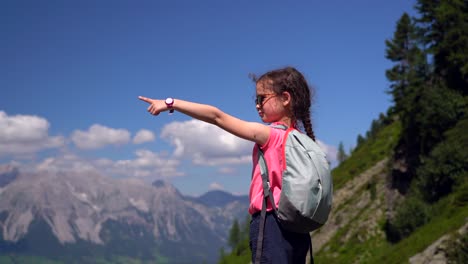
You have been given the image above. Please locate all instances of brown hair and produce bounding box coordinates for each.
[252,66,316,141]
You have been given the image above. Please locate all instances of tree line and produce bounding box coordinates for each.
[382,0,467,255]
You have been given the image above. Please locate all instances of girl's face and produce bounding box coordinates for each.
[255,80,288,123]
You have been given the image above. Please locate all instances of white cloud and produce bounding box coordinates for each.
[0,111,65,156]
[218,167,236,174]
[160,120,252,166]
[95,149,183,178]
[209,182,225,191]
[36,154,99,173]
[317,139,338,166]
[133,129,155,144]
[32,149,183,178]
[159,119,339,168]
[71,124,130,149]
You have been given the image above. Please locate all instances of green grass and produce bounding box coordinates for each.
[332,121,401,190]
[0,255,62,264]
[0,256,14,264]
[219,248,251,264]
[0,254,166,264]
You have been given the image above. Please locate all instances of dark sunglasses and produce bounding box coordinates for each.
[255,93,276,106]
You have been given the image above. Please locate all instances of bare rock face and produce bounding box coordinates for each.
[409,222,468,264]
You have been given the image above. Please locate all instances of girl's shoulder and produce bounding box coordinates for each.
[265,123,289,147]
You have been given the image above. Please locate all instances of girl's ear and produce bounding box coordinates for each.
[281,91,291,106]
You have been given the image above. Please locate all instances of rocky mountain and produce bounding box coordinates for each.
[0,165,18,187]
[0,165,249,263]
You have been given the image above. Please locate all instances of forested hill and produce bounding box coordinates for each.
[219,1,468,263]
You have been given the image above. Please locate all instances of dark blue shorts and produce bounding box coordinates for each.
[250,212,312,264]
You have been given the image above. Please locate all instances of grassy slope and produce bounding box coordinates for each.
[313,121,401,263]
[315,118,468,263]
[331,120,401,190]
[315,185,468,263]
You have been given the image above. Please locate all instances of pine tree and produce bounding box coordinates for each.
[385,12,430,191]
[409,0,467,156]
[356,134,365,150]
[385,12,427,115]
[228,219,240,250]
[385,0,468,242]
[337,142,348,164]
[416,0,468,94]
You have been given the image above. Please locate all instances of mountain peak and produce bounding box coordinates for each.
[152,179,166,187]
[195,190,249,207]
[0,164,19,187]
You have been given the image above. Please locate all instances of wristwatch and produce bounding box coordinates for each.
[165,97,174,114]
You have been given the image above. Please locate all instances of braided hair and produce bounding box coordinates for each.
[252,67,316,141]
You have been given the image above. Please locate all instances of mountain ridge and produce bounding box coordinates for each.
[0,165,249,263]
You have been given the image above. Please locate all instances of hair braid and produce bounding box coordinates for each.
[301,110,316,141]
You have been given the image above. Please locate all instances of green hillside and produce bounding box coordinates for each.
[219,115,467,264]
[314,117,468,263]
[219,1,468,262]
[332,118,400,190]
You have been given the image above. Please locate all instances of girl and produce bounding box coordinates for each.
[139,66,315,263]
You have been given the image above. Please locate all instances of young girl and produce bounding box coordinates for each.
[139,66,315,263]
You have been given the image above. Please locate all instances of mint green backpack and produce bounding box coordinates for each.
[254,125,333,263]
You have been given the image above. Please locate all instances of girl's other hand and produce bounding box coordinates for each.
[138,96,165,116]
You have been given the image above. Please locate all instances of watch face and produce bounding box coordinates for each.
[165,98,174,104]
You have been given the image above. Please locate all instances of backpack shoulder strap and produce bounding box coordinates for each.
[256,145,277,213]
[254,145,278,264]
[270,123,288,130]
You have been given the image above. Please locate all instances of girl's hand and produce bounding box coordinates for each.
[138,96,166,116]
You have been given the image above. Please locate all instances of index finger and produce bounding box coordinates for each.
[138,96,153,104]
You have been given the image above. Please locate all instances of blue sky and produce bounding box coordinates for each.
[1,0,416,196]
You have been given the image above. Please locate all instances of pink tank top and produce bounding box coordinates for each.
[248,123,288,215]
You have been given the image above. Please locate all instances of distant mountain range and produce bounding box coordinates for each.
[0,165,249,263]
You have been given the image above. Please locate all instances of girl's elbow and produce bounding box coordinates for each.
[212,109,228,126]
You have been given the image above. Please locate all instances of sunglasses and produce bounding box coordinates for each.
[255,93,277,106]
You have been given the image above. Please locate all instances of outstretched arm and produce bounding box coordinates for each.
[138,96,270,145]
